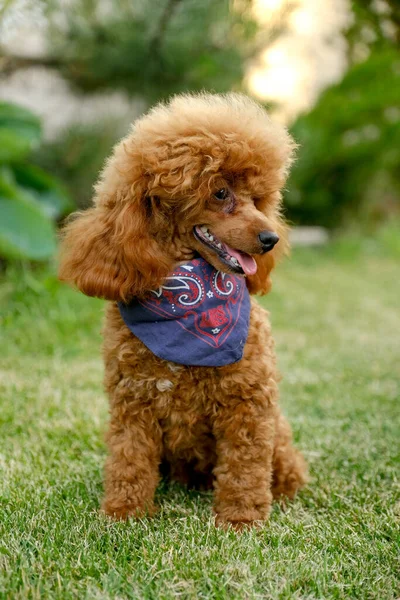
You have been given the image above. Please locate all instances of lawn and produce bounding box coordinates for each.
[1,228,399,599]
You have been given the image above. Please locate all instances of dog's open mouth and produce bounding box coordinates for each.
[193,226,257,276]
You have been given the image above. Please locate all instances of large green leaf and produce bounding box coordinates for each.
[12,163,74,219]
[0,190,57,261]
[0,165,18,197]
[0,102,41,163]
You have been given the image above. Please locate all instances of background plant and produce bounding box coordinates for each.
[286,47,400,228]
[0,102,73,261]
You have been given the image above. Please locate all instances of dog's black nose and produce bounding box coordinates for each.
[258,230,279,253]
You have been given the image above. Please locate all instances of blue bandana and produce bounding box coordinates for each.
[118,258,250,367]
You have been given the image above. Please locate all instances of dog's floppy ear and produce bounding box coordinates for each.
[246,202,290,296]
[59,186,173,302]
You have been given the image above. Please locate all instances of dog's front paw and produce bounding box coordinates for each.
[101,500,156,521]
[215,515,266,531]
[214,503,271,530]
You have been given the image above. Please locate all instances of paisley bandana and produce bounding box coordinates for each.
[118,257,250,367]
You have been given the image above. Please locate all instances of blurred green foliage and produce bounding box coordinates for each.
[286,0,400,229]
[41,0,257,102]
[347,0,400,58]
[286,48,400,228]
[35,120,121,210]
[0,103,73,261]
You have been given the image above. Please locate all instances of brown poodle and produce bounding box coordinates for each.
[59,93,307,529]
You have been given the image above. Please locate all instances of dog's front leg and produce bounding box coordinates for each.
[212,401,276,529]
[101,411,162,520]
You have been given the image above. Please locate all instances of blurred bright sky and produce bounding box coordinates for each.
[247,0,352,122]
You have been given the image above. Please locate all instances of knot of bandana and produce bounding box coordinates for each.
[118,257,250,367]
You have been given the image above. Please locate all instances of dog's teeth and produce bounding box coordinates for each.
[217,243,222,249]
[201,226,208,233]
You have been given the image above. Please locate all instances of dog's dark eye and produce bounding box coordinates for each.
[214,188,229,201]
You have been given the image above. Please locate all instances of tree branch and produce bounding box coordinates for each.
[0,52,64,76]
[149,0,184,58]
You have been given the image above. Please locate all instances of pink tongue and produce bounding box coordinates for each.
[225,244,257,276]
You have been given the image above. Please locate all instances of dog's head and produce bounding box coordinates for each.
[59,93,296,301]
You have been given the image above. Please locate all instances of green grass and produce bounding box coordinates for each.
[1,229,399,599]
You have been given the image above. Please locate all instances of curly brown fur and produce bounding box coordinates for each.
[59,93,308,528]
